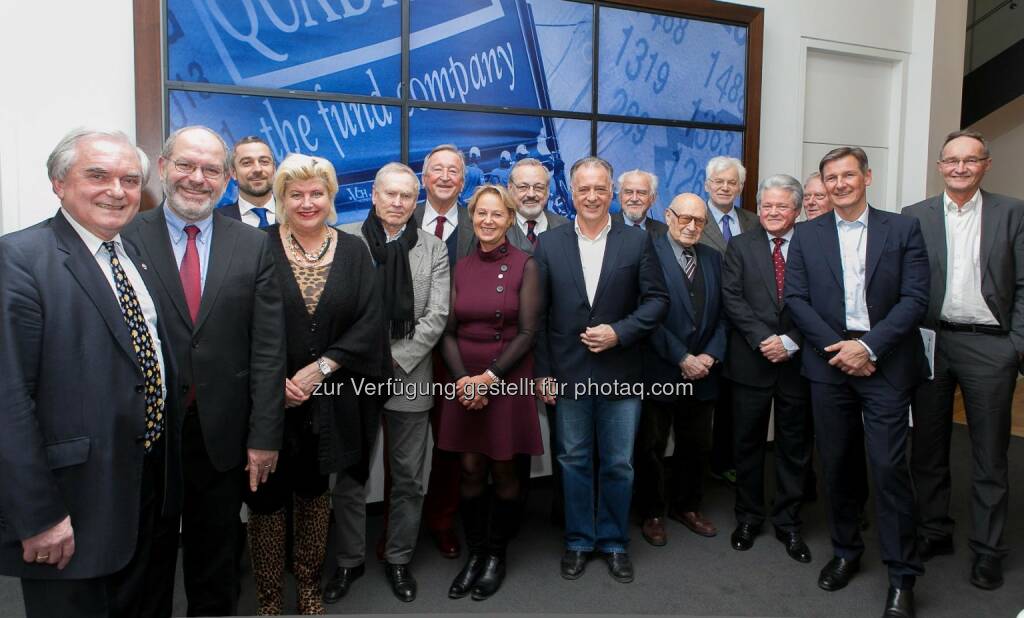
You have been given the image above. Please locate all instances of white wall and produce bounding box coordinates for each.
[970,94,1024,199]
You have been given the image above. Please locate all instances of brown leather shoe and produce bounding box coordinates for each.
[641,517,667,546]
[670,510,718,537]
[432,528,461,559]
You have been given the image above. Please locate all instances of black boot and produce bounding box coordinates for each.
[471,496,516,600]
[449,495,487,599]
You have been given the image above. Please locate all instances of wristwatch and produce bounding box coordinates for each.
[485,369,501,384]
[316,357,332,377]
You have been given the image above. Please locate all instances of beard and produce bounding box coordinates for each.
[237,179,272,198]
[162,175,217,222]
[622,205,648,223]
[517,199,545,219]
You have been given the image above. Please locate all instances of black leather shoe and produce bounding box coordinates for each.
[323,564,364,604]
[471,554,506,600]
[560,550,589,580]
[449,554,484,599]
[385,563,417,602]
[970,554,1003,590]
[818,556,860,591]
[730,523,759,551]
[882,586,915,618]
[918,535,954,562]
[775,528,812,563]
[604,552,634,583]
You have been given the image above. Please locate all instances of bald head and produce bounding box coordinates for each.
[666,193,708,247]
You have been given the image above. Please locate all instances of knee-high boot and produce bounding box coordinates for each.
[293,493,330,615]
[248,509,286,615]
[472,495,516,600]
[448,494,487,599]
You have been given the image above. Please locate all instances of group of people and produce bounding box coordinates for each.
[0,124,1019,618]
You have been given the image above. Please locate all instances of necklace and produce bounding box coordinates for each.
[288,227,332,264]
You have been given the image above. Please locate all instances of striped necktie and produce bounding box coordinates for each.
[683,247,696,282]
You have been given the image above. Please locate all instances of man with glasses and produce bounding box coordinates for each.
[123,125,286,616]
[219,136,277,229]
[612,169,669,237]
[635,193,726,548]
[903,129,1024,590]
[507,157,569,254]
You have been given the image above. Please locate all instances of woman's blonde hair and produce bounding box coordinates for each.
[272,153,339,225]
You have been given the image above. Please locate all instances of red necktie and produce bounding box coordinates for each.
[527,219,537,245]
[179,225,201,323]
[433,215,447,240]
[772,237,786,302]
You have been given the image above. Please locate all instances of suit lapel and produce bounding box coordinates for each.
[817,215,844,288]
[408,237,427,275]
[753,234,781,308]
[865,207,889,288]
[194,215,237,333]
[980,190,999,282]
[920,196,948,301]
[701,207,726,253]
[655,235,695,321]
[591,224,623,309]
[141,208,193,327]
[560,227,590,309]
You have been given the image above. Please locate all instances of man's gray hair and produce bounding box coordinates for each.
[422,143,465,176]
[570,156,614,186]
[374,161,421,194]
[756,174,804,211]
[705,156,746,185]
[616,169,659,197]
[509,157,549,186]
[161,125,230,172]
[803,171,821,186]
[47,128,150,183]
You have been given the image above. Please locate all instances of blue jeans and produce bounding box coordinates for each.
[555,396,642,553]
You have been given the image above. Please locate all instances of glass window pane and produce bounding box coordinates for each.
[166,0,401,96]
[409,0,592,113]
[409,108,589,217]
[598,7,747,125]
[598,121,743,220]
[168,90,399,224]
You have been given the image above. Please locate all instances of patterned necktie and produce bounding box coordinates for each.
[526,219,537,245]
[721,213,733,244]
[683,247,696,282]
[179,225,201,323]
[103,241,164,452]
[772,237,786,302]
[433,215,447,240]
[251,207,270,229]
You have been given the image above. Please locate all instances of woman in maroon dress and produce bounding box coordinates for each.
[439,184,542,601]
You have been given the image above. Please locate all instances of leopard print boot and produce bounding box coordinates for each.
[248,509,286,615]
[293,492,330,615]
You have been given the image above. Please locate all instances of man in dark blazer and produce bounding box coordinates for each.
[611,169,669,238]
[507,157,569,255]
[0,129,181,617]
[903,129,1024,590]
[721,175,812,563]
[785,147,929,618]
[535,156,668,584]
[635,193,725,547]
[123,125,286,616]
[217,136,277,228]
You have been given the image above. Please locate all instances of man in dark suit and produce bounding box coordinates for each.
[218,136,277,228]
[785,147,929,618]
[903,129,1024,590]
[123,125,286,616]
[0,129,181,617]
[535,156,668,584]
[611,169,669,238]
[507,157,569,254]
[635,193,726,547]
[721,174,812,563]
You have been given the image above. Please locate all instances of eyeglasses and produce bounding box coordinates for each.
[708,178,739,189]
[513,183,547,194]
[172,159,224,179]
[938,157,989,168]
[667,209,707,227]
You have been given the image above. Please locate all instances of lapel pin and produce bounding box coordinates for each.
[140,263,148,271]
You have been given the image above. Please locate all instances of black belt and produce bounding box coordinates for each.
[938,321,1006,336]
[844,330,868,340]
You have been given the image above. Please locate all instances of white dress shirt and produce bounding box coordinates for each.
[62,209,167,398]
[835,208,876,358]
[516,211,548,237]
[940,190,998,325]
[238,195,276,228]
[421,201,458,241]
[768,229,800,355]
[575,216,612,305]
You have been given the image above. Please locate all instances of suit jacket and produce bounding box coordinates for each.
[721,229,805,391]
[0,211,182,580]
[217,202,242,221]
[413,202,475,266]
[507,210,570,255]
[645,236,727,401]
[902,190,1024,359]
[123,206,286,472]
[340,223,451,411]
[534,220,669,395]
[611,211,669,239]
[699,204,760,254]
[783,207,930,389]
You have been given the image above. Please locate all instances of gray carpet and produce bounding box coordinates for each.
[2,425,1022,617]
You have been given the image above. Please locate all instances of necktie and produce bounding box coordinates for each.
[721,214,733,244]
[179,225,201,323]
[252,207,270,229]
[772,237,786,302]
[103,241,164,452]
[526,219,537,245]
[683,247,696,282]
[433,215,447,240]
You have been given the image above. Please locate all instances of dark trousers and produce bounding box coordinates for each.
[149,413,244,617]
[515,402,563,524]
[245,417,329,514]
[911,330,1016,557]
[634,398,715,517]
[422,351,463,532]
[811,378,922,588]
[732,381,810,531]
[21,441,166,618]
[710,379,735,473]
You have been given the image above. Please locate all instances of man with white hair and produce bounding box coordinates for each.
[612,169,669,237]
[507,157,569,253]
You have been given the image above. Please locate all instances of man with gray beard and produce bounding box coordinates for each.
[123,125,286,616]
[611,170,668,238]
[506,157,569,254]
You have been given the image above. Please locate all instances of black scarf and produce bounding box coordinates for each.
[361,210,419,339]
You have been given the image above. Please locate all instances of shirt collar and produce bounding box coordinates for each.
[164,203,214,243]
[834,206,869,228]
[622,214,647,230]
[385,224,407,243]
[424,200,458,227]
[767,227,795,244]
[238,194,275,216]
[942,190,982,213]
[61,207,124,256]
[708,202,735,225]
[516,211,545,227]
[574,216,612,242]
